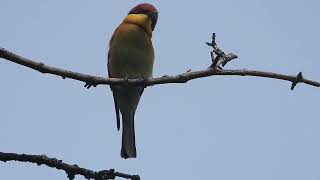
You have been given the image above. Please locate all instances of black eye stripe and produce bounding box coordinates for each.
[130,10,149,14]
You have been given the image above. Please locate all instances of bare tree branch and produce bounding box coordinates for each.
[1,34,319,179]
[0,152,140,180]
[1,46,319,90]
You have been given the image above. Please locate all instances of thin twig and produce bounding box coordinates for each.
[0,152,139,180]
[0,47,319,89]
[206,33,238,68]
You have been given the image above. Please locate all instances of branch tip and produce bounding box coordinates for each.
[209,33,216,47]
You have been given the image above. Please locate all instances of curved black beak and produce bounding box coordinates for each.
[149,11,158,31]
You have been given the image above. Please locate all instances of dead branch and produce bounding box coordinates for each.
[0,34,319,90]
[1,33,319,179]
[0,152,139,180]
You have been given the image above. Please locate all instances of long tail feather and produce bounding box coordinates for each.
[121,113,136,158]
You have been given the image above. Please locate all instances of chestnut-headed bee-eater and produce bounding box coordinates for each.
[107,3,158,158]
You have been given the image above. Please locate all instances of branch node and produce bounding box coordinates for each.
[291,72,303,90]
[205,42,211,46]
[106,169,116,179]
[221,53,238,67]
[67,172,75,180]
[131,175,141,180]
[205,33,216,47]
[98,169,115,180]
[36,62,46,73]
[209,53,220,69]
[206,33,238,69]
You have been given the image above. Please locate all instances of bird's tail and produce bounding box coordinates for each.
[121,113,136,159]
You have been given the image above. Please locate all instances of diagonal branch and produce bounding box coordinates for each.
[0,152,140,180]
[0,47,319,89]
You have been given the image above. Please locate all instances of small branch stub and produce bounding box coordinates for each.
[291,72,303,90]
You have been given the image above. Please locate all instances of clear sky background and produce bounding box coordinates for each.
[1,1,320,180]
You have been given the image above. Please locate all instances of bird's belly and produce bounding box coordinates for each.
[108,24,154,79]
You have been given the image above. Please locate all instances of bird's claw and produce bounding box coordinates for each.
[84,82,96,89]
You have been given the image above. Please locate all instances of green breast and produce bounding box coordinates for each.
[108,23,154,79]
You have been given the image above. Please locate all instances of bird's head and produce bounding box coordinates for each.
[128,3,158,31]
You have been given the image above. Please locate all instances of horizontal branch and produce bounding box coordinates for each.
[1,47,319,89]
[0,152,139,180]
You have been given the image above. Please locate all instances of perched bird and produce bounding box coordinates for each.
[107,3,158,159]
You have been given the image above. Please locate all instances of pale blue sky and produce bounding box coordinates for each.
[1,1,320,180]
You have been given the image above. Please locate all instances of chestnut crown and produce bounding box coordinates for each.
[128,3,158,31]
